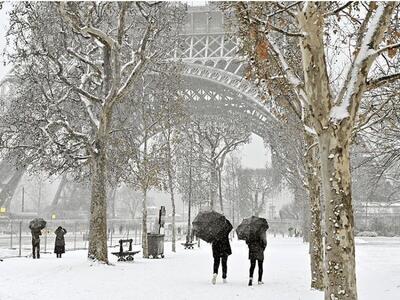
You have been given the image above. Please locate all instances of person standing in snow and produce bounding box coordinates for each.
[246,230,267,286]
[29,227,42,259]
[54,226,67,258]
[211,234,232,284]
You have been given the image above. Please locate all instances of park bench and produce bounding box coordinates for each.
[181,241,196,249]
[111,239,140,262]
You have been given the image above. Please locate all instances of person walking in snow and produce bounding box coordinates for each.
[29,227,42,259]
[247,230,267,286]
[211,234,232,284]
[54,226,67,258]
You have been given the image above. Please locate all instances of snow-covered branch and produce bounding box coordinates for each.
[366,73,400,91]
[330,2,396,123]
[268,39,308,106]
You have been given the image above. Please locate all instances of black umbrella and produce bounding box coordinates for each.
[29,218,47,230]
[192,211,232,243]
[236,216,269,241]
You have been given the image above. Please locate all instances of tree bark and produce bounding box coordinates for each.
[319,130,357,300]
[88,106,113,263]
[304,132,324,290]
[88,148,108,263]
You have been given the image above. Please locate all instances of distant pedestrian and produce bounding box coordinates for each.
[54,226,67,258]
[211,234,232,284]
[247,230,267,286]
[29,226,42,259]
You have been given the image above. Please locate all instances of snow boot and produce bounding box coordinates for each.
[248,278,253,286]
[223,278,227,284]
[258,281,264,285]
[212,273,217,285]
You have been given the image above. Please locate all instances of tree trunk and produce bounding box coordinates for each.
[168,168,176,252]
[304,132,324,290]
[186,163,192,243]
[209,163,217,210]
[217,168,224,213]
[88,149,108,263]
[319,131,357,300]
[302,191,310,243]
[142,188,149,258]
[254,191,259,217]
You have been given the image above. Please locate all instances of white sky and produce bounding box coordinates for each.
[239,134,269,169]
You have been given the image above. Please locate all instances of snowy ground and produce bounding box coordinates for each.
[0,236,399,300]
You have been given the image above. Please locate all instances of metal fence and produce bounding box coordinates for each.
[0,218,190,258]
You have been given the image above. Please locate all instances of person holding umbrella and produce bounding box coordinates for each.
[236,216,269,286]
[192,210,233,285]
[29,218,46,259]
[54,226,67,258]
[211,233,232,284]
[246,230,267,286]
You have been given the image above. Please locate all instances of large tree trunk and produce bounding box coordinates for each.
[319,130,357,300]
[304,132,324,290]
[88,148,108,263]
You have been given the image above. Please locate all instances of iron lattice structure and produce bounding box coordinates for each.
[0,6,278,213]
[177,7,277,137]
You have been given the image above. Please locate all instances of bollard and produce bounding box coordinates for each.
[18,221,22,257]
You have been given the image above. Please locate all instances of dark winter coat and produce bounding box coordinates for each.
[54,227,67,254]
[30,228,41,243]
[247,231,267,261]
[212,235,232,258]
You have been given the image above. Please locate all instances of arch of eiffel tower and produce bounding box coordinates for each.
[0,6,277,215]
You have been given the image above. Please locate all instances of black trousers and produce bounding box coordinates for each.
[32,240,40,258]
[213,256,228,279]
[249,259,263,281]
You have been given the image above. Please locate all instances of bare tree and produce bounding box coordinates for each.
[2,2,182,263]
[182,116,251,212]
[230,2,400,298]
[237,167,275,217]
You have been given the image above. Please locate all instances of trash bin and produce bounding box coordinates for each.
[147,233,164,258]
